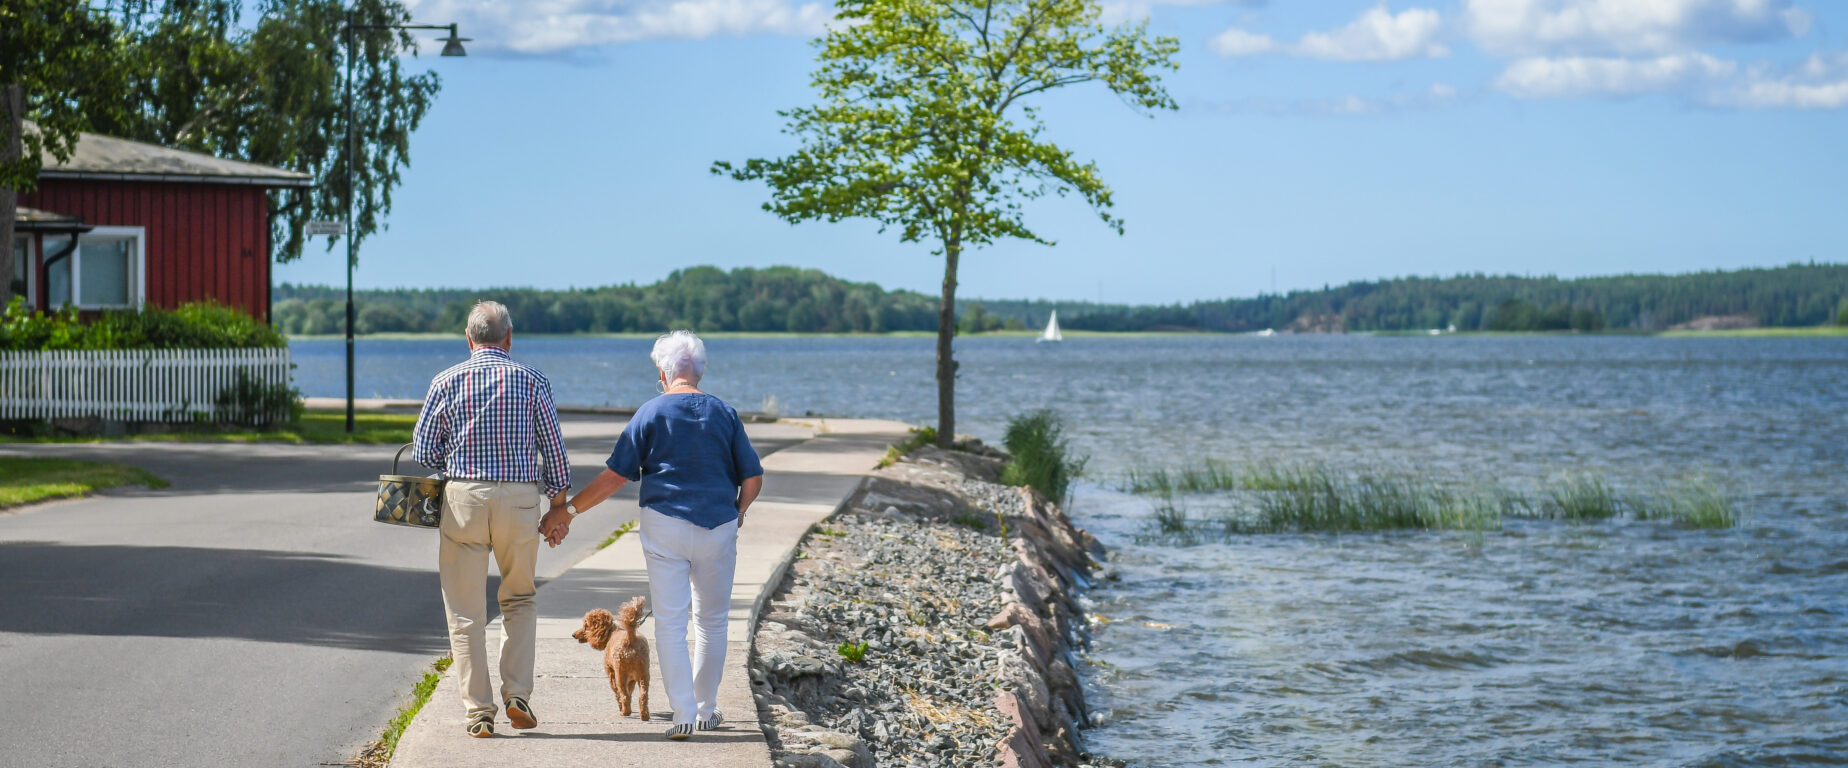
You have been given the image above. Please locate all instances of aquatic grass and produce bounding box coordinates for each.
[1239,470,1505,534]
[1001,410,1088,506]
[1632,475,1738,528]
[1128,459,1745,538]
[1537,471,1623,522]
[1121,458,1330,496]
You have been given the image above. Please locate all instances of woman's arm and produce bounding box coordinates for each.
[540,468,629,547]
[736,475,763,528]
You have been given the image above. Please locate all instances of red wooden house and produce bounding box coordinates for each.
[11,129,312,322]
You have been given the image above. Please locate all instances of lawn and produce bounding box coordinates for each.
[0,410,418,446]
[0,457,169,510]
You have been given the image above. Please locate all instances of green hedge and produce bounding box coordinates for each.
[1,298,286,351]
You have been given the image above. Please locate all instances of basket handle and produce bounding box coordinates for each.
[394,443,414,475]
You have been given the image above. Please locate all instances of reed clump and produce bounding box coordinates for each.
[1631,474,1737,529]
[1237,470,1505,533]
[1001,410,1088,506]
[1536,471,1623,521]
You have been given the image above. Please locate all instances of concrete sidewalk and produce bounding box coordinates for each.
[391,419,909,768]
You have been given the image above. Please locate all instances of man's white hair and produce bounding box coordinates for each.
[467,300,512,346]
[652,330,706,383]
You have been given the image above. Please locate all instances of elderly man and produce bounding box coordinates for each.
[412,301,571,739]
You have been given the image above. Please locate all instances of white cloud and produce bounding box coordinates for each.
[1495,53,1736,98]
[1462,0,1810,57]
[404,0,832,53]
[1212,4,1447,61]
[1710,51,1848,108]
[1209,27,1280,56]
[1099,0,1263,26]
[1296,5,1448,61]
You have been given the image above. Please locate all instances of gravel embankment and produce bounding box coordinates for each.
[751,445,1101,768]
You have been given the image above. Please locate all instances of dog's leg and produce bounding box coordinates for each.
[617,669,633,716]
[639,676,650,722]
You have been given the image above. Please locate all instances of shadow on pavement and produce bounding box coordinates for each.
[0,541,450,653]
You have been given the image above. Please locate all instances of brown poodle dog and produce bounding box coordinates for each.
[572,595,651,721]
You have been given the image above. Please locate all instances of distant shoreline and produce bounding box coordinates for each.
[283,326,1848,341]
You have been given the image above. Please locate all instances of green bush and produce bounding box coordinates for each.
[214,369,304,429]
[1000,410,1087,506]
[0,298,285,351]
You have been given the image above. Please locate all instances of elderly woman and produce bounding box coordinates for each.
[542,330,764,740]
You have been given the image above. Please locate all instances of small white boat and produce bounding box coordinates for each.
[1038,310,1063,343]
[1256,328,1276,337]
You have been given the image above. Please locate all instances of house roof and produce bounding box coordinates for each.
[32,123,315,188]
[14,206,92,233]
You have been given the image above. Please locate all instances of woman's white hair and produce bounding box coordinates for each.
[652,330,707,384]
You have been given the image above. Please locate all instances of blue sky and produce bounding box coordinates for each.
[270,0,1848,305]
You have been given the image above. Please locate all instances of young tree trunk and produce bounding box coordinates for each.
[0,83,21,307]
[934,241,961,449]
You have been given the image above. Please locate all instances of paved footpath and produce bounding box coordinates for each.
[392,418,908,768]
[0,414,813,768]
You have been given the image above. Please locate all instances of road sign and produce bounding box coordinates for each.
[306,220,347,236]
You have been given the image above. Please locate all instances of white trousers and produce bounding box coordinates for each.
[639,507,739,725]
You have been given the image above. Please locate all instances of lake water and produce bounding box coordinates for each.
[291,335,1848,765]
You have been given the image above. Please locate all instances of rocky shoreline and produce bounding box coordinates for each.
[750,443,1104,768]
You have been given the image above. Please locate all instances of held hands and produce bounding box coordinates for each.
[540,498,573,547]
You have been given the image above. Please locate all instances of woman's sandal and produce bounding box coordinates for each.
[697,710,724,731]
[665,723,694,740]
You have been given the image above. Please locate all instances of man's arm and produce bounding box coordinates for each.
[532,376,570,499]
[411,377,447,472]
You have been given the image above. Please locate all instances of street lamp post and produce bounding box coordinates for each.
[342,15,468,432]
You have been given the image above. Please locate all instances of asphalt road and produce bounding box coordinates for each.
[0,415,812,768]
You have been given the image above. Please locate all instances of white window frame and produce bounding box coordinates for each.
[10,233,33,308]
[61,226,146,311]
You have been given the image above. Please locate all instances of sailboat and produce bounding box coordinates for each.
[1038,310,1063,343]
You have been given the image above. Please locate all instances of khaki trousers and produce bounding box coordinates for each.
[438,478,542,721]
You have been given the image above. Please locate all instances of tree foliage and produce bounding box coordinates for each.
[0,0,123,304]
[715,0,1177,445]
[0,0,122,192]
[82,0,442,263]
[272,266,946,335]
[967,263,1848,332]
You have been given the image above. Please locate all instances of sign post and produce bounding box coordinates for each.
[306,220,348,237]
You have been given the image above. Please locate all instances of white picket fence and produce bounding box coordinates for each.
[0,348,292,423]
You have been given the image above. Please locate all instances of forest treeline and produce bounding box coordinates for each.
[274,263,1848,336]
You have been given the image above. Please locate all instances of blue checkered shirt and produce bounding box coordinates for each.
[412,346,571,497]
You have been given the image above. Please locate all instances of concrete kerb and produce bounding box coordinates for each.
[384,419,910,768]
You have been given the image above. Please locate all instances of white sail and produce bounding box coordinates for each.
[1039,310,1063,343]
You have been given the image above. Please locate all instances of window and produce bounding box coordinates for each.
[9,235,29,306]
[46,227,143,310]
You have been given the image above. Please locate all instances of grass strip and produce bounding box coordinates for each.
[0,457,167,510]
[0,410,416,445]
[598,519,638,550]
[354,656,453,768]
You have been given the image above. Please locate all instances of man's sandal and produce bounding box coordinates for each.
[467,713,494,738]
[697,710,724,731]
[506,697,538,730]
[665,723,694,740]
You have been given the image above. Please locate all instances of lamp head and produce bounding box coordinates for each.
[440,24,469,57]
